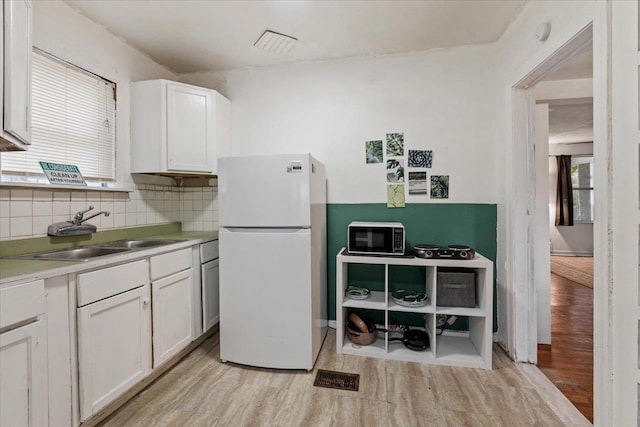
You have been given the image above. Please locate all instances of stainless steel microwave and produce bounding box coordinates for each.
[347,222,405,256]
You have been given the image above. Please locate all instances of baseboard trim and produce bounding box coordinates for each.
[550,251,593,257]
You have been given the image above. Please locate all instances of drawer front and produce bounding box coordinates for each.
[150,248,192,281]
[200,239,219,263]
[0,280,45,329]
[77,260,148,307]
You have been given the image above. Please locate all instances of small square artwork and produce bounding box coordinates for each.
[386,133,404,157]
[386,159,404,183]
[408,150,433,168]
[387,184,405,208]
[408,172,427,195]
[430,175,449,199]
[365,140,383,164]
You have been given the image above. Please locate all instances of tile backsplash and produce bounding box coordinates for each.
[0,184,218,240]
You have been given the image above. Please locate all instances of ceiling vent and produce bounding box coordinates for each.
[254,30,297,55]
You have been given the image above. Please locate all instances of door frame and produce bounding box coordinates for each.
[511,23,594,362]
[509,22,611,421]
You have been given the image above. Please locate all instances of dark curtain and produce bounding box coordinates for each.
[555,155,574,226]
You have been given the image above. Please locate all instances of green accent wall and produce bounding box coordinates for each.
[327,203,497,330]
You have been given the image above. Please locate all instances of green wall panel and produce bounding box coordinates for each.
[327,203,497,331]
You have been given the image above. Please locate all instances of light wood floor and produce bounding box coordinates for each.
[100,329,586,427]
[538,273,594,423]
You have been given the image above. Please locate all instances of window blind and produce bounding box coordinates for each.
[2,50,116,180]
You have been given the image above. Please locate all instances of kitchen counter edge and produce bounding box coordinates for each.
[0,231,218,287]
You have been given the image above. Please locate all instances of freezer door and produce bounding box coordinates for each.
[219,227,313,369]
[218,155,311,227]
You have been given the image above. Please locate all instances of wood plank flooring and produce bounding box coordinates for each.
[538,273,594,423]
[100,328,589,427]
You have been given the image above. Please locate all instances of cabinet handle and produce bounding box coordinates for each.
[143,298,150,306]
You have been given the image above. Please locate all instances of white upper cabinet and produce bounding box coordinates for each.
[0,0,32,151]
[130,79,231,175]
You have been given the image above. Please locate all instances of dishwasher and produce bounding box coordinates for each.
[200,239,220,331]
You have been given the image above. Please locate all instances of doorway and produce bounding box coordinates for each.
[532,47,595,421]
[509,23,598,423]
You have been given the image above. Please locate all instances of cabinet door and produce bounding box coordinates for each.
[166,83,214,173]
[152,269,194,367]
[202,259,219,331]
[3,0,32,145]
[77,286,151,421]
[0,319,47,427]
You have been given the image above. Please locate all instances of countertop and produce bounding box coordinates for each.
[0,231,218,286]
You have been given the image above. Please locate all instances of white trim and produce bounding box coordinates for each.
[509,19,615,424]
[535,78,594,102]
[550,250,594,257]
[591,7,611,425]
[0,181,133,193]
[511,87,537,363]
[609,1,639,425]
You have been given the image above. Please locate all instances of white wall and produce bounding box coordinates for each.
[548,143,594,256]
[182,46,499,205]
[0,1,218,240]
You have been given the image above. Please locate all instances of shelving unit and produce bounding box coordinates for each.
[336,248,494,370]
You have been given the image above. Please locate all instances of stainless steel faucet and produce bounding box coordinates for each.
[48,206,111,236]
[72,206,110,225]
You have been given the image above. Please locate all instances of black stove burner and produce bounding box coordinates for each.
[448,245,472,251]
[412,244,476,260]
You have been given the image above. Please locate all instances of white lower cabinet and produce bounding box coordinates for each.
[0,242,212,425]
[151,269,194,366]
[0,279,47,426]
[0,319,47,427]
[77,285,152,421]
[150,248,194,368]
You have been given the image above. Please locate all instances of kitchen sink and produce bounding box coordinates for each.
[99,239,183,249]
[5,239,185,262]
[11,246,131,261]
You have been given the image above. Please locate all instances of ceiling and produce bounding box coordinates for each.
[548,103,593,144]
[64,0,526,75]
[543,43,593,144]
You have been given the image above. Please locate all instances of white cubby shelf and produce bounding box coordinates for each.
[336,248,494,370]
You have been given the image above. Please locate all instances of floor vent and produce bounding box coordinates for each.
[313,369,359,392]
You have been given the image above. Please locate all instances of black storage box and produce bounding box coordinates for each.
[437,270,476,308]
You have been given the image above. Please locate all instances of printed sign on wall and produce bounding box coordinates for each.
[39,161,87,186]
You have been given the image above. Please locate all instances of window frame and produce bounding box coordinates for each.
[570,155,594,224]
[0,48,118,186]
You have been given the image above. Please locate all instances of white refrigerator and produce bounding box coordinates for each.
[218,154,327,370]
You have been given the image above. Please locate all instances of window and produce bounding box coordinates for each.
[1,49,116,181]
[571,156,594,222]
